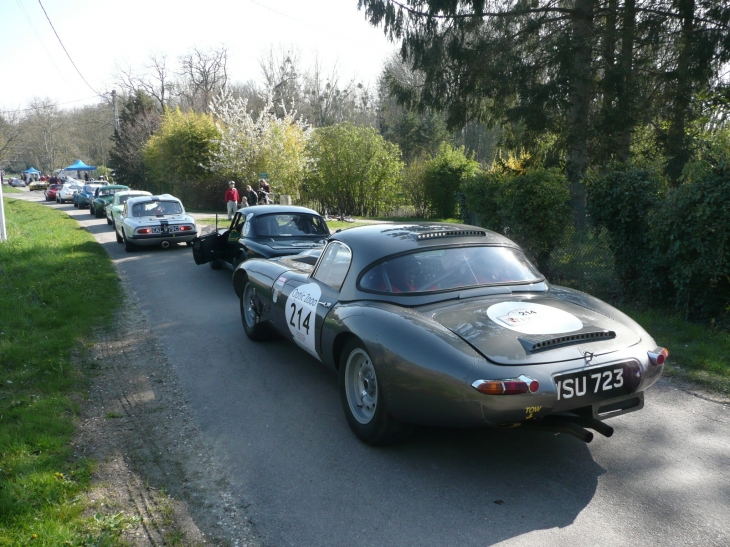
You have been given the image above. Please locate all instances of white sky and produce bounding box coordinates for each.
[0,0,397,112]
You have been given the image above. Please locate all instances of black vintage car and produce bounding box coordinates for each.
[192,205,330,270]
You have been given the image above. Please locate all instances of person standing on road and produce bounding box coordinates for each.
[246,185,258,206]
[225,181,240,219]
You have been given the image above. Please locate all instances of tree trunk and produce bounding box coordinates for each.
[665,0,695,184]
[616,0,637,162]
[566,0,596,229]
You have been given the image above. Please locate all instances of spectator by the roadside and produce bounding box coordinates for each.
[246,185,258,206]
[240,196,248,208]
[225,181,240,219]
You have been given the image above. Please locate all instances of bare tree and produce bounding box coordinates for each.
[67,102,115,167]
[114,54,175,112]
[0,110,23,168]
[259,46,304,118]
[178,46,229,112]
[20,98,73,173]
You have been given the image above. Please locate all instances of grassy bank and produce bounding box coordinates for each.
[1,186,22,194]
[0,198,125,546]
[626,308,730,397]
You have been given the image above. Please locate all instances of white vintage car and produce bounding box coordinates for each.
[56,181,83,203]
[105,190,152,225]
[114,194,197,251]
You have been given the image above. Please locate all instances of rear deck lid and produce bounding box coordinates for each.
[429,296,642,365]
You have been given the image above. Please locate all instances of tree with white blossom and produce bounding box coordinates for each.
[209,88,311,199]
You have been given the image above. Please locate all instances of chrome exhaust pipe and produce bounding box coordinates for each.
[161,241,170,249]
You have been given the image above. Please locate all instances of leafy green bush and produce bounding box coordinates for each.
[304,123,403,217]
[586,166,666,293]
[648,163,730,321]
[463,167,571,273]
[423,143,480,218]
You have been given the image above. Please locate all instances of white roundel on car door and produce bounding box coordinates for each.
[286,283,321,360]
[487,302,583,335]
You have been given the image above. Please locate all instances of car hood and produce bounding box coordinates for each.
[420,294,642,365]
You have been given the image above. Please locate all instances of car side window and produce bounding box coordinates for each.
[313,242,352,291]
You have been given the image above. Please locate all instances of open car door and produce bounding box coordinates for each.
[192,231,227,265]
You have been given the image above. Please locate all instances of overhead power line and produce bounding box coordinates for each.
[36,0,101,96]
[2,95,104,114]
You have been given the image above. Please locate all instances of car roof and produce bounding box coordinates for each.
[115,190,151,196]
[100,185,129,190]
[329,223,523,302]
[236,204,321,216]
[126,193,181,205]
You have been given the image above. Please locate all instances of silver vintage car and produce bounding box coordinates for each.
[233,223,667,446]
[114,194,197,251]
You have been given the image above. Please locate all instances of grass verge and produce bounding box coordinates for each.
[1,186,22,194]
[0,197,126,546]
[625,307,730,397]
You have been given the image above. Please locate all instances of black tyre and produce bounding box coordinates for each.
[73,201,78,208]
[106,215,112,225]
[240,280,271,341]
[124,234,136,252]
[339,338,407,446]
[209,259,224,270]
[115,228,123,244]
[95,207,104,218]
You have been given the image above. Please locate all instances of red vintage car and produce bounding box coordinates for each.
[45,184,63,201]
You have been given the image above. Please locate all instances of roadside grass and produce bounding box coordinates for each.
[0,198,126,546]
[1,186,22,194]
[624,307,730,397]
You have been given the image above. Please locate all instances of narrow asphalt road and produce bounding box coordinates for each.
[8,189,730,547]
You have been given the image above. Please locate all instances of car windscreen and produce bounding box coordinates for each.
[131,200,183,217]
[254,213,328,237]
[98,188,119,197]
[358,246,542,294]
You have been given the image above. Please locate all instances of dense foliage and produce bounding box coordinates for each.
[422,143,480,218]
[463,166,572,273]
[586,166,666,292]
[304,122,403,216]
[142,107,220,205]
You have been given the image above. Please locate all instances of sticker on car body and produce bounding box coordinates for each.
[486,302,583,335]
[286,282,321,360]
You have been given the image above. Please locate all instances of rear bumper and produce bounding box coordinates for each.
[129,232,197,245]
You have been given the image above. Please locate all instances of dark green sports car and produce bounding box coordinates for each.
[233,223,667,446]
[89,185,129,218]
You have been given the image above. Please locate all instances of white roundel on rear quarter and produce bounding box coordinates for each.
[487,302,583,335]
[286,283,321,360]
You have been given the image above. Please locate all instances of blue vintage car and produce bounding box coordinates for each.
[74,184,103,209]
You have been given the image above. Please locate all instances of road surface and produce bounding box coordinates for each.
[9,189,730,547]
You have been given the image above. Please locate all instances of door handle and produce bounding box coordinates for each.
[319,301,332,308]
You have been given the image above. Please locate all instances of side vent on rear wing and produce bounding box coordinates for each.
[518,328,616,354]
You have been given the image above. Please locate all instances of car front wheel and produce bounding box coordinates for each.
[106,215,112,225]
[339,338,407,446]
[240,280,270,341]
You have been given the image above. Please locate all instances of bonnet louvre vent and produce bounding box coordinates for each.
[518,329,616,354]
[416,230,486,240]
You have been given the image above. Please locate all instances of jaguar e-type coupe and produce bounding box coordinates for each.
[233,223,667,445]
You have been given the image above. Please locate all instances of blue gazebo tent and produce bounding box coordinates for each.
[64,160,96,171]
[22,167,41,174]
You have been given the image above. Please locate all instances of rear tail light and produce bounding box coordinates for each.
[137,228,151,234]
[179,225,193,231]
[472,375,539,395]
[648,347,669,366]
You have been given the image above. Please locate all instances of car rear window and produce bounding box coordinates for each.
[254,214,328,237]
[131,201,183,217]
[358,246,542,294]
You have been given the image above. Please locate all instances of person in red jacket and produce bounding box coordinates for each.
[225,181,240,219]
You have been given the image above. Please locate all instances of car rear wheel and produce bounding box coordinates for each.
[124,234,136,252]
[115,229,123,243]
[106,215,112,225]
[240,280,271,341]
[339,338,407,446]
[73,201,78,208]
